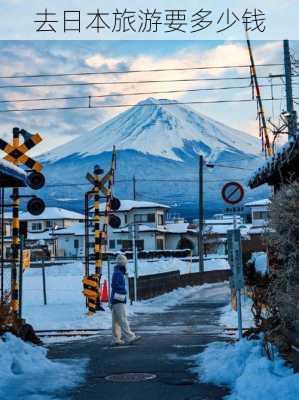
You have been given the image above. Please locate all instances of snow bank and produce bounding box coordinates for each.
[126,256,229,277]
[251,252,268,275]
[220,296,255,331]
[195,339,299,400]
[0,333,86,399]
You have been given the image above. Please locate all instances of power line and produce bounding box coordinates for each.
[0,96,298,113]
[43,177,252,188]
[0,63,284,80]
[0,74,287,91]
[0,81,295,106]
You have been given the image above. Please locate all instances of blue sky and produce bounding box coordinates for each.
[0,39,297,155]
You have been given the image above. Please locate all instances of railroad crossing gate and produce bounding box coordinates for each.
[83,147,121,315]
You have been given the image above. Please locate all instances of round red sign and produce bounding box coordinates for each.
[221,182,244,205]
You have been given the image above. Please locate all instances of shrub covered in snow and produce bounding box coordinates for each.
[0,333,86,399]
[195,338,299,400]
[267,181,299,349]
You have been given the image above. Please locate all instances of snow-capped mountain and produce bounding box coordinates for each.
[42,98,260,163]
[39,98,268,217]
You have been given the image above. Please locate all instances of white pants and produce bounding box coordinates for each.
[112,303,136,344]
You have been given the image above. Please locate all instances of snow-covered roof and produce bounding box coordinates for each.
[165,222,189,234]
[205,223,251,236]
[248,133,299,188]
[54,222,85,236]
[27,231,53,241]
[0,158,27,187]
[101,200,169,212]
[244,199,271,207]
[205,218,242,225]
[19,207,85,221]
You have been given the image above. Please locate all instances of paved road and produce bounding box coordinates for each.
[48,282,230,400]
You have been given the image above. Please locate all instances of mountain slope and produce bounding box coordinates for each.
[39,98,268,217]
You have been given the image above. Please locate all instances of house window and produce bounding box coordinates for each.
[74,239,79,249]
[136,240,144,250]
[46,220,53,229]
[156,238,164,250]
[124,215,128,224]
[122,240,132,251]
[157,214,164,225]
[252,211,269,220]
[109,240,116,249]
[117,240,122,245]
[134,213,156,223]
[31,222,42,231]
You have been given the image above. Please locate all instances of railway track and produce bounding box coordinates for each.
[36,327,246,338]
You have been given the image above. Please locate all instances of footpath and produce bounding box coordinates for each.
[48,282,231,400]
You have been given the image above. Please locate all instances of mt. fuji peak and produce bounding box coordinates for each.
[42,98,261,163]
[40,98,267,217]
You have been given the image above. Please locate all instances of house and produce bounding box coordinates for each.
[244,199,271,232]
[3,207,85,257]
[54,222,88,257]
[18,207,85,233]
[106,200,169,252]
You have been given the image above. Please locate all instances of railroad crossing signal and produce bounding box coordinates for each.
[0,127,45,321]
[83,147,121,315]
[0,129,43,172]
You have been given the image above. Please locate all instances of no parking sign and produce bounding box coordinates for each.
[221,182,244,205]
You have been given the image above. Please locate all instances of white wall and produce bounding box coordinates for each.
[56,235,84,257]
[251,205,269,227]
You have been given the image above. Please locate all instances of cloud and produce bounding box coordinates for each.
[0,40,288,154]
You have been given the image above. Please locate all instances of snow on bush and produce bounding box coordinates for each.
[251,252,268,275]
[195,339,299,400]
[0,333,86,399]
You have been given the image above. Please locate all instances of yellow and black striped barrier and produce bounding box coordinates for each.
[82,275,100,314]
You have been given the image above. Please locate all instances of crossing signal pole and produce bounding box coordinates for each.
[0,127,45,320]
[83,147,121,315]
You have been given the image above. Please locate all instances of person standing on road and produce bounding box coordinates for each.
[110,254,141,346]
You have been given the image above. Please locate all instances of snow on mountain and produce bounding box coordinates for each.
[42,98,261,163]
[38,98,268,217]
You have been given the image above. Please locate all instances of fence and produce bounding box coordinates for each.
[128,269,230,300]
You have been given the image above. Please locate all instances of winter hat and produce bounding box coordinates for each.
[116,254,128,267]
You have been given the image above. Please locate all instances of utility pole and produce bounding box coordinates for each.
[284,39,298,140]
[198,155,204,273]
[133,176,136,200]
[1,188,4,304]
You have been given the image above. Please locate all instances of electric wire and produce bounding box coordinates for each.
[0,63,284,80]
[1,96,298,113]
[0,74,288,91]
[0,81,296,106]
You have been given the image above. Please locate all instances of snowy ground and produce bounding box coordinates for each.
[194,339,299,400]
[220,295,255,332]
[193,290,299,399]
[19,257,228,334]
[0,333,87,400]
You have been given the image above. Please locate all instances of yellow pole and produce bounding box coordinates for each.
[11,127,20,317]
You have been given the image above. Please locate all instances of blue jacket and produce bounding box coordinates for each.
[110,265,127,304]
